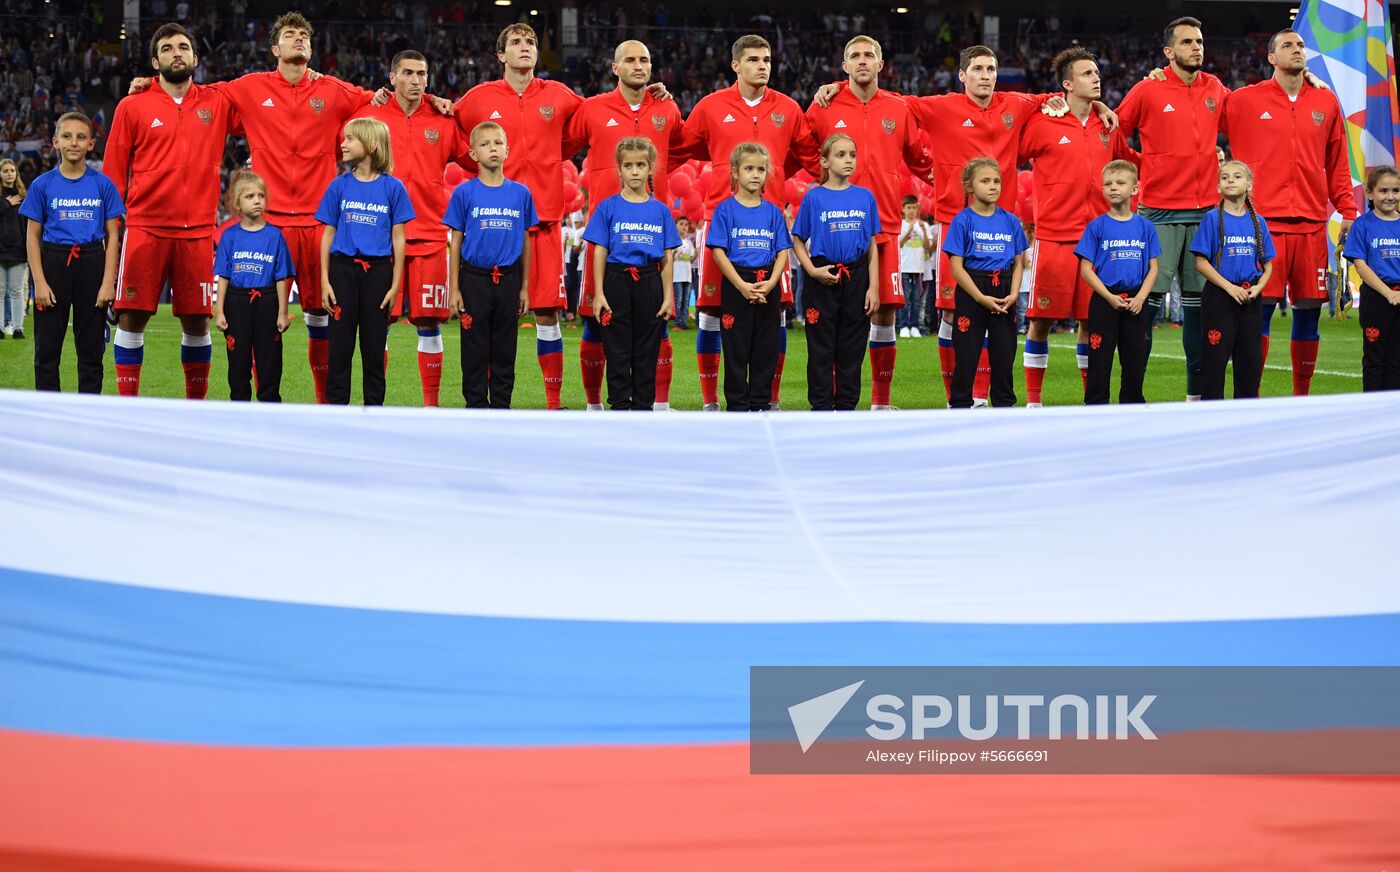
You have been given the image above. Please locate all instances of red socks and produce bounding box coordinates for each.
[869,324,896,408]
[655,335,673,408]
[416,329,443,407]
[1291,339,1319,396]
[115,364,141,396]
[1261,335,1271,370]
[581,337,605,407]
[771,351,785,407]
[973,346,991,402]
[696,312,721,407]
[536,323,565,409]
[937,320,955,403]
[180,332,212,400]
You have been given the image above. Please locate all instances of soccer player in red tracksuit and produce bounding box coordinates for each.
[1221,28,1358,396]
[678,33,821,411]
[104,23,234,399]
[563,39,686,411]
[805,35,933,411]
[869,45,1108,406]
[1018,48,1138,406]
[353,50,467,407]
[456,23,662,409]
[1114,17,1229,401]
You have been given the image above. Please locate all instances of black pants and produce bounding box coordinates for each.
[35,242,105,393]
[950,270,1018,408]
[222,285,283,402]
[1084,291,1152,405]
[1360,285,1400,391]
[720,263,781,411]
[459,262,521,409]
[805,256,870,411]
[601,263,665,410]
[1199,281,1262,400]
[326,254,391,406]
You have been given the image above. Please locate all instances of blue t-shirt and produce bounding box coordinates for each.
[214,224,295,290]
[1189,209,1276,286]
[19,166,125,245]
[583,194,681,266]
[1343,210,1400,287]
[1076,213,1163,291]
[941,206,1028,272]
[442,178,539,269]
[314,173,415,258]
[705,197,792,268]
[791,184,881,264]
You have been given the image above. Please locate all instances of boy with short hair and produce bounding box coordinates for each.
[1074,160,1161,405]
[21,112,124,393]
[443,121,538,408]
[896,195,929,337]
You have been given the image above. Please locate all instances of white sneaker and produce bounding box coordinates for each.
[870,404,901,411]
[971,398,989,408]
[585,403,606,411]
[1026,402,1043,408]
[769,403,782,411]
[910,327,922,338]
[898,327,911,338]
[702,402,721,412]
[1186,395,1202,402]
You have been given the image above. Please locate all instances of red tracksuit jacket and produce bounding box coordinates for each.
[1221,78,1358,233]
[805,85,933,239]
[212,71,375,226]
[907,90,1049,225]
[1115,67,1229,211]
[103,83,235,237]
[678,84,821,218]
[563,86,686,209]
[453,77,584,224]
[1019,110,1139,243]
[353,98,467,254]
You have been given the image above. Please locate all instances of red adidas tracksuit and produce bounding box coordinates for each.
[1019,110,1138,321]
[1115,67,1229,210]
[805,85,933,306]
[906,91,1048,306]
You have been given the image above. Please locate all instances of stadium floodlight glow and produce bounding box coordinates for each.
[895,6,909,12]
[494,0,511,5]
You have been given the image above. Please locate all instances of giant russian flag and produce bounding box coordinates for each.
[2,390,1399,869]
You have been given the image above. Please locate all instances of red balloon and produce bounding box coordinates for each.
[792,168,815,184]
[444,163,466,186]
[675,163,697,179]
[569,195,585,214]
[1018,169,1034,195]
[900,175,918,198]
[918,194,935,217]
[562,161,579,182]
[696,165,713,195]
[562,181,580,206]
[784,178,801,206]
[669,171,693,198]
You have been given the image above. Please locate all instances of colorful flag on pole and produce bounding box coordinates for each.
[1294,0,1399,312]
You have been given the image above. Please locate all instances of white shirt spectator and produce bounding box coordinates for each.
[899,219,929,274]
[673,236,696,283]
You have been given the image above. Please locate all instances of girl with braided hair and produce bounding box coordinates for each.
[1190,160,1276,400]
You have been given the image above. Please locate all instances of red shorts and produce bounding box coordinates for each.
[1267,229,1329,304]
[272,223,326,313]
[114,227,214,316]
[1027,239,1091,321]
[875,236,904,309]
[934,222,957,310]
[402,247,450,321]
[527,222,567,312]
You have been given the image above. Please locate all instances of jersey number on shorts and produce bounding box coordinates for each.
[200,281,216,306]
[891,272,902,297]
[421,283,447,311]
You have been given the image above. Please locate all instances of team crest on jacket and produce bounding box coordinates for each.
[309,98,325,114]
[540,104,556,120]
[881,118,896,135]
[1000,113,1014,129]
[1311,110,1326,126]
[424,128,440,144]
[1205,97,1218,113]
[770,112,785,127]
[651,114,666,131]
[197,108,212,125]
[1098,132,1110,147]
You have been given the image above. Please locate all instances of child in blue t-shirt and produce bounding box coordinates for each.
[942,157,1028,408]
[705,142,792,412]
[214,171,294,402]
[1344,164,1400,392]
[583,137,680,411]
[315,117,415,406]
[443,121,538,409]
[791,133,881,411]
[20,112,124,393]
[1190,160,1276,400]
[1075,160,1161,405]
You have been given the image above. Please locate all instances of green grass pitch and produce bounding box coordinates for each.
[0,306,1364,408]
